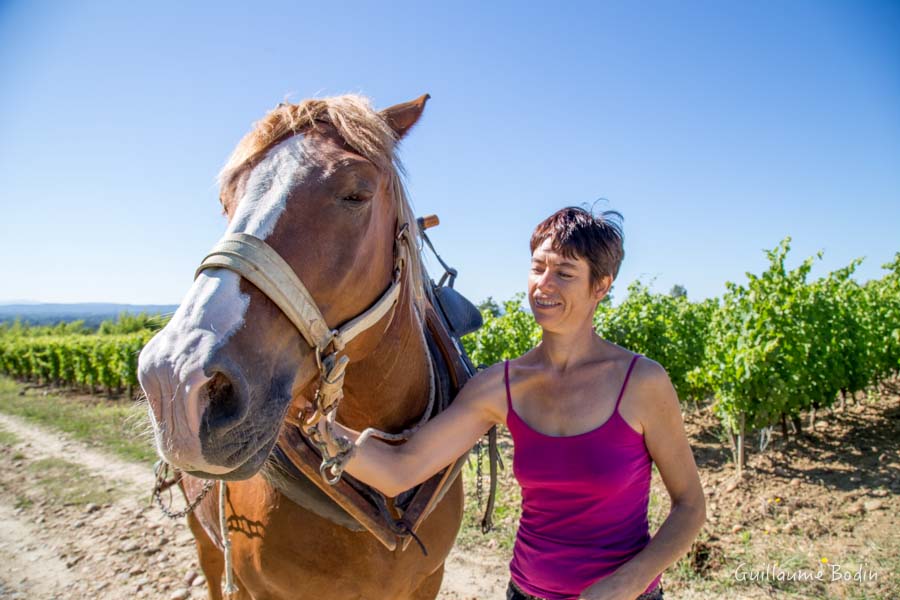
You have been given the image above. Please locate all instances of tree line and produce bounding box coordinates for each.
[462,238,900,474]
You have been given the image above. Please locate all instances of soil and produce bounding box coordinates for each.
[660,384,900,599]
[0,382,898,599]
[0,410,507,600]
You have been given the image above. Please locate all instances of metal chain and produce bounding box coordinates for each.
[152,460,215,520]
[471,363,489,525]
[475,437,484,511]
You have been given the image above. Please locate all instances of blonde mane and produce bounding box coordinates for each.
[218,94,426,311]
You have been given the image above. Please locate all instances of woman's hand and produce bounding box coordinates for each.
[323,361,507,497]
[578,572,643,600]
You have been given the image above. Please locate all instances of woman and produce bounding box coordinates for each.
[326,206,706,600]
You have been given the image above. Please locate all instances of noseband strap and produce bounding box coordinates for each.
[194,230,407,354]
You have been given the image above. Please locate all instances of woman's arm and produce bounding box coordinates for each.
[581,359,707,600]
[328,361,508,498]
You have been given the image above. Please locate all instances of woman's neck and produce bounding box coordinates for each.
[536,324,603,374]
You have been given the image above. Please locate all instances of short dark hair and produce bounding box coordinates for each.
[529,206,625,287]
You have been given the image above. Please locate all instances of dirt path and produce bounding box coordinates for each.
[0,413,506,600]
[5,388,895,600]
[0,502,74,597]
[0,413,149,495]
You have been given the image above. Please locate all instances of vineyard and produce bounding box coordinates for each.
[2,238,899,474]
[463,238,900,473]
[0,313,164,397]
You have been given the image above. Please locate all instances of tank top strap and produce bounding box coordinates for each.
[614,353,642,412]
[504,359,512,410]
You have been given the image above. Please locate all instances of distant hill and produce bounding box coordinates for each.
[0,303,179,328]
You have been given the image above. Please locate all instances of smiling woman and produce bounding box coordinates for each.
[527,208,624,335]
[334,205,707,600]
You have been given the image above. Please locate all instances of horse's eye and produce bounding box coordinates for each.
[340,191,372,205]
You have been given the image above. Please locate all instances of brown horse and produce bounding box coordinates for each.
[137,94,464,599]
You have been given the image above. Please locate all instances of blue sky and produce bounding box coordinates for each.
[1,1,898,307]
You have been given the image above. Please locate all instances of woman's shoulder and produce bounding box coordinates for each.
[467,360,507,386]
[622,354,680,427]
[600,341,669,382]
[464,352,547,418]
[504,347,545,374]
[456,360,511,422]
[629,353,670,388]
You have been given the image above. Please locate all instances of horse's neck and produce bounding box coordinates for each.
[339,287,431,432]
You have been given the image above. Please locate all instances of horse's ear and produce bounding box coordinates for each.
[380,94,430,140]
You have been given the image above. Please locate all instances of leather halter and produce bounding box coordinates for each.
[193,219,417,482]
[189,217,479,553]
[194,226,410,357]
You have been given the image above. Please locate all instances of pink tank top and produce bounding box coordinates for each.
[505,354,663,600]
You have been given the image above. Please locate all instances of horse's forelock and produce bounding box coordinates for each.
[216,94,426,312]
[218,95,395,190]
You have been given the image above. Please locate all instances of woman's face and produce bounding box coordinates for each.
[528,237,607,333]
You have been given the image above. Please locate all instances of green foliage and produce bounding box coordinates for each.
[866,252,900,382]
[459,240,899,461]
[0,319,92,337]
[97,311,170,335]
[477,297,503,318]
[595,281,716,404]
[698,239,816,430]
[462,293,541,367]
[694,238,899,434]
[0,329,155,392]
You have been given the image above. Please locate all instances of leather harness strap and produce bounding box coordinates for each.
[195,231,407,355]
[190,216,497,553]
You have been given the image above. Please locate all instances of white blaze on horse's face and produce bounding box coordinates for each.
[224,134,314,239]
[138,135,314,474]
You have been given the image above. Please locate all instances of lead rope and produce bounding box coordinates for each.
[220,481,239,596]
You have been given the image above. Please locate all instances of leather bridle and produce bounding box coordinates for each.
[195,225,409,356]
[194,219,419,483]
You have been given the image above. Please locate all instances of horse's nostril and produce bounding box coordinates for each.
[203,371,242,430]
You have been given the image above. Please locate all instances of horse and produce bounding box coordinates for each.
[137,93,468,599]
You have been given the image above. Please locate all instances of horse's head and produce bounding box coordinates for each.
[137,94,429,480]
